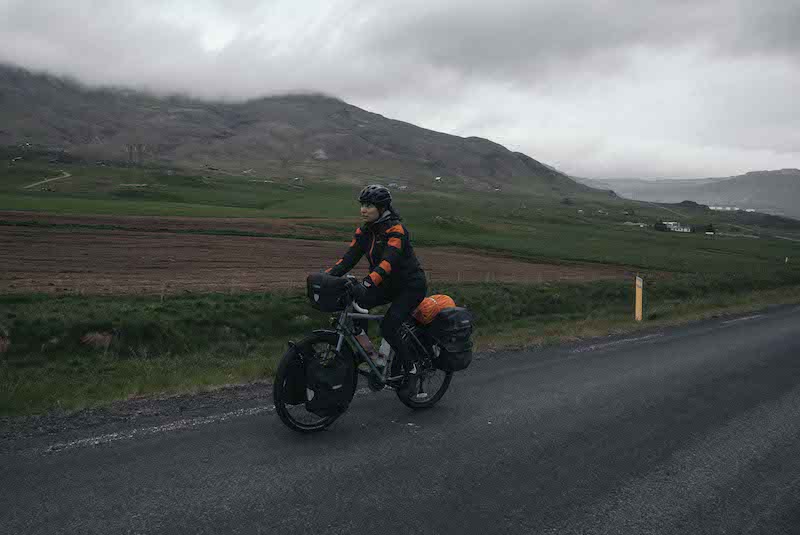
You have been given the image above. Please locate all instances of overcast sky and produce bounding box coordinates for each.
[1,0,799,179]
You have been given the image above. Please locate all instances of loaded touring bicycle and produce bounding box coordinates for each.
[273,273,475,433]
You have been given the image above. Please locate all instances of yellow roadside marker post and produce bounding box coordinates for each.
[635,275,644,322]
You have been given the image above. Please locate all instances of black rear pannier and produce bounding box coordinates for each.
[428,307,474,372]
[307,273,351,312]
[304,345,355,417]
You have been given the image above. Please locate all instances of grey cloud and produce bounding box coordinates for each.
[0,0,452,101]
[0,0,798,178]
[362,1,704,79]
[362,0,800,84]
[3,0,797,99]
[716,2,800,58]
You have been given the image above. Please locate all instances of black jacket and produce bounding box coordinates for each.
[326,211,424,290]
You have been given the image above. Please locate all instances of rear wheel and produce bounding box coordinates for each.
[395,360,452,409]
[273,332,355,433]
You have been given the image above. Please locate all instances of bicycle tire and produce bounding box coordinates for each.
[273,332,356,433]
[395,366,453,410]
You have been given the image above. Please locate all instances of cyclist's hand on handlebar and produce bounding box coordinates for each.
[349,278,368,303]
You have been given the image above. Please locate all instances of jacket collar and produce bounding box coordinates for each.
[364,209,397,230]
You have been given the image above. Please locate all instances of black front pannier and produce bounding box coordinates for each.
[428,307,474,372]
[304,345,355,417]
[307,273,351,312]
[281,344,307,406]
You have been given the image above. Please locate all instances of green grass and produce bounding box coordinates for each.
[1,349,284,416]
[4,159,800,274]
[0,291,330,415]
[1,160,359,217]
[4,268,800,415]
[475,285,800,351]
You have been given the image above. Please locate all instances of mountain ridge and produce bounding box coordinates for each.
[0,63,593,195]
[578,169,800,219]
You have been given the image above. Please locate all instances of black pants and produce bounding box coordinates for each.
[355,275,427,365]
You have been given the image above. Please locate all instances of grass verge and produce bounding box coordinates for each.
[2,275,800,416]
[474,285,800,351]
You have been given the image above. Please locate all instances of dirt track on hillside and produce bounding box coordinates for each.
[0,212,633,295]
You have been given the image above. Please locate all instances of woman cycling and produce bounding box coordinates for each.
[325,184,427,374]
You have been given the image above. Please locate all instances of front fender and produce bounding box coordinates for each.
[311,329,356,359]
[311,329,340,337]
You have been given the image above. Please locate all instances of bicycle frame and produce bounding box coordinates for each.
[331,301,433,385]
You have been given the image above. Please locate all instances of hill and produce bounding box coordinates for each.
[580,170,800,219]
[0,63,593,195]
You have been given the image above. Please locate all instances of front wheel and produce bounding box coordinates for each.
[273,332,355,433]
[396,365,453,410]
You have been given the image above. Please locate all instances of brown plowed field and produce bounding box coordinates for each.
[0,210,349,237]
[0,212,634,295]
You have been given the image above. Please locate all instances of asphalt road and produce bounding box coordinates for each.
[2,306,800,534]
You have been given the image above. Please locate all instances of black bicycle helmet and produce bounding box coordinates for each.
[358,184,392,207]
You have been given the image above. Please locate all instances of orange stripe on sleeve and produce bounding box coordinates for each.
[387,224,405,235]
[369,272,383,285]
[388,237,402,249]
[379,260,392,274]
[349,239,356,247]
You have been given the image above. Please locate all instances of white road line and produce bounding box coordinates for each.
[722,314,764,325]
[38,388,375,455]
[571,333,664,354]
[41,405,275,454]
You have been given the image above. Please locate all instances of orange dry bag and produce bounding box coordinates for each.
[413,294,456,325]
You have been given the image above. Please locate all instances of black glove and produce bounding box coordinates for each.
[349,279,369,304]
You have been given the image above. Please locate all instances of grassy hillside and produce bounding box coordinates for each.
[3,157,800,275]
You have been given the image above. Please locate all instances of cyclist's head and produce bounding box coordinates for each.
[358,185,392,209]
[358,184,392,223]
